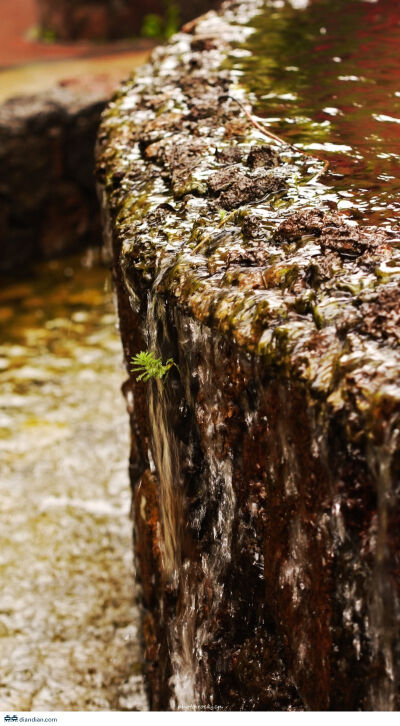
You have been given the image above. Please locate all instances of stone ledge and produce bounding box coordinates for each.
[96,0,400,710]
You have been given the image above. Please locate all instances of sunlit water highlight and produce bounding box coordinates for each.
[0,252,147,710]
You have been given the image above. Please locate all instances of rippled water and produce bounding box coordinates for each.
[230,0,400,228]
[0,252,147,710]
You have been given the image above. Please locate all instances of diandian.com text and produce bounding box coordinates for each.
[3,718,58,723]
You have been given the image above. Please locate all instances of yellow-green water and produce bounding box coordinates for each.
[0,251,147,710]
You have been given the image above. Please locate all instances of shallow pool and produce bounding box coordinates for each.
[0,251,147,710]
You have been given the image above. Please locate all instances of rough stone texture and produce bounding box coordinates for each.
[36,0,220,41]
[96,0,400,711]
[0,79,113,272]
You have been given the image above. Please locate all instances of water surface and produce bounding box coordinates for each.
[0,252,147,710]
[231,0,400,228]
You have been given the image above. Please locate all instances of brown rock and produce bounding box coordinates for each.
[247,144,280,169]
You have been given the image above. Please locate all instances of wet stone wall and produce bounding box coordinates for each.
[96,0,400,711]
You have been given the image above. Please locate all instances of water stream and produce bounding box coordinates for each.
[146,299,237,710]
[0,252,147,710]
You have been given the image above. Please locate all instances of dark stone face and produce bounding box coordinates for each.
[0,87,107,272]
[96,0,400,711]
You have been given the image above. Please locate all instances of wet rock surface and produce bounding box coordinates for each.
[96,0,400,711]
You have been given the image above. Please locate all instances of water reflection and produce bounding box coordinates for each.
[231,0,400,228]
[0,252,147,710]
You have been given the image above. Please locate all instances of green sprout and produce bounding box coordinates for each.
[130,351,177,382]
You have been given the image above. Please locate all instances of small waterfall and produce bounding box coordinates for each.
[144,271,236,707]
[147,337,182,577]
[167,369,236,709]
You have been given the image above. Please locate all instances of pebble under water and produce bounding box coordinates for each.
[0,252,147,710]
